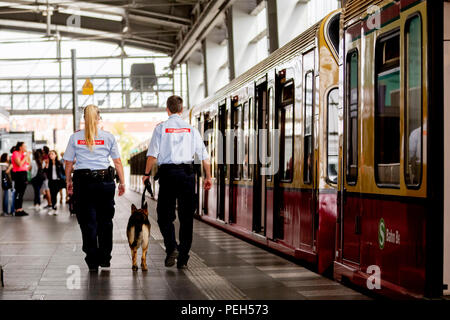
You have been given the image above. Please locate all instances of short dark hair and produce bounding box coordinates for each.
[0,153,8,163]
[166,95,183,114]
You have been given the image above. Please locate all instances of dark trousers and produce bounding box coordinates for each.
[12,171,27,210]
[48,180,61,208]
[31,178,43,205]
[156,167,195,259]
[73,175,116,267]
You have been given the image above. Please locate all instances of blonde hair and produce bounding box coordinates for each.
[84,105,100,151]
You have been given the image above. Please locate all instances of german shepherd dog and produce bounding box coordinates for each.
[127,203,151,271]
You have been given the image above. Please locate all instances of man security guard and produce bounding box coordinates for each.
[142,95,212,269]
[64,105,126,271]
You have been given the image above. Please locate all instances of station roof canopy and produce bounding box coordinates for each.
[0,0,240,67]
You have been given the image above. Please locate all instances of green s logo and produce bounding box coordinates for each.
[379,218,386,249]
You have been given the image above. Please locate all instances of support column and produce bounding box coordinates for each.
[71,49,80,132]
[202,40,209,98]
[266,0,279,54]
[226,8,236,81]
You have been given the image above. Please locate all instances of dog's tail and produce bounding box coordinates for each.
[131,222,142,247]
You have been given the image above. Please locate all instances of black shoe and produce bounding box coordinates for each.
[15,211,29,216]
[164,249,179,267]
[100,262,110,268]
[177,255,189,269]
[88,265,98,272]
[44,205,52,209]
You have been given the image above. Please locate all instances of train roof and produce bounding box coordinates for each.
[190,16,325,116]
[343,0,386,26]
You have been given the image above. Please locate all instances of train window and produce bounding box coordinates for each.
[243,102,250,180]
[327,88,339,184]
[268,87,275,181]
[346,50,358,184]
[327,13,340,56]
[233,105,242,180]
[304,71,314,184]
[405,15,422,187]
[375,32,400,186]
[279,104,294,182]
[281,82,293,103]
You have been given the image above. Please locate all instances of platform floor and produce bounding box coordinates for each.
[0,190,370,300]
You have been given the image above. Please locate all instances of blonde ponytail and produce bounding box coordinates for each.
[84,104,99,151]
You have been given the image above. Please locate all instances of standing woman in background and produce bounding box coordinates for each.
[11,142,30,216]
[41,146,52,209]
[64,105,125,271]
[44,150,65,214]
[30,149,45,210]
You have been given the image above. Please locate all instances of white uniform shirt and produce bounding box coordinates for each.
[147,114,209,164]
[63,129,121,170]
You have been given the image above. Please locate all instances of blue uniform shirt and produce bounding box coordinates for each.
[147,114,209,164]
[63,129,121,170]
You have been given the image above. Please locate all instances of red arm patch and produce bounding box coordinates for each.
[165,128,191,133]
[78,140,105,145]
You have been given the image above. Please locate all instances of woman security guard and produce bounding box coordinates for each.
[63,105,125,271]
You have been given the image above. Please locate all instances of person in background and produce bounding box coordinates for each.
[1,153,13,215]
[30,149,45,210]
[11,142,30,216]
[41,146,52,209]
[59,151,68,204]
[44,150,65,214]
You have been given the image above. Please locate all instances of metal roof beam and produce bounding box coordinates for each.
[0,18,174,52]
[171,0,236,68]
[128,13,186,29]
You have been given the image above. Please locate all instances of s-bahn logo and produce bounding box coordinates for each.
[378,218,400,250]
[378,218,386,249]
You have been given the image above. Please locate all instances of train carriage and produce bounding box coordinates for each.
[334,0,447,298]
[188,10,342,274]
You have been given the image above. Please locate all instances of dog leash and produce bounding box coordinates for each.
[141,179,153,208]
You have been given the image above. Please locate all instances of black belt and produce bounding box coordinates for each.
[157,163,194,178]
[74,167,115,182]
[158,163,194,170]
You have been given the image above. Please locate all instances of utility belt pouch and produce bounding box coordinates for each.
[107,166,116,182]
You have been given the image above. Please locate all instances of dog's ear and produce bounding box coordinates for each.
[131,204,137,213]
[142,202,148,215]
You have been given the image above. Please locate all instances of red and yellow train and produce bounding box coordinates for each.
[130,0,449,299]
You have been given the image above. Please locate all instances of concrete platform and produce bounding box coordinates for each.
[0,190,370,300]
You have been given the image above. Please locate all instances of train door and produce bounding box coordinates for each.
[253,77,268,234]
[302,50,316,250]
[341,47,361,265]
[202,113,214,216]
[196,115,203,215]
[273,72,294,242]
[217,101,227,221]
[444,0,450,296]
[230,97,241,225]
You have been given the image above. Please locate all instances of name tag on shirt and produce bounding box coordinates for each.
[77,140,105,145]
[165,128,191,133]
